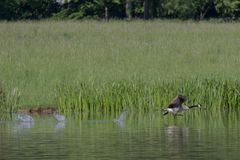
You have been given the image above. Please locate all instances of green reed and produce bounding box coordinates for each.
[55,78,240,120]
[0,85,20,120]
[1,20,240,106]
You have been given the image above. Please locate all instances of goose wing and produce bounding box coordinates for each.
[168,95,187,108]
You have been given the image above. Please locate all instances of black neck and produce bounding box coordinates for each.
[189,104,200,108]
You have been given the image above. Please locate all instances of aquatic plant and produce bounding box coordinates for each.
[55,78,240,119]
[0,85,20,120]
[1,21,240,106]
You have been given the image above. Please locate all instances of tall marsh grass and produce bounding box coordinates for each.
[56,78,240,119]
[0,20,240,119]
[0,85,20,120]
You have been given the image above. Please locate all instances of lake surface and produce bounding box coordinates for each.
[0,112,240,160]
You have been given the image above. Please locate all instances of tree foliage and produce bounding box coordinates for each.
[0,0,18,20]
[0,0,60,20]
[0,0,240,20]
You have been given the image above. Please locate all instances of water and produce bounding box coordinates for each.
[0,112,240,160]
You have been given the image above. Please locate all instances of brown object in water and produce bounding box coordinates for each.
[18,106,58,115]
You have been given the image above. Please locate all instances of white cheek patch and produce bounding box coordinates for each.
[167,108,174,112]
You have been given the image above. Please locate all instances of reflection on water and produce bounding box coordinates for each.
[164,126,190,159]
[17,121,34,129]
[0,113,240,160]
[165,125,189,145]
[55,122,65,129]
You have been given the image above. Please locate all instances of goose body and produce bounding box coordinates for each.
[162,95,200,116]
[163,105,189,115]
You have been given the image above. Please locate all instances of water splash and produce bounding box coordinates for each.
[114,111,127,123]
[17,114,34,122]
[53,112,65,122]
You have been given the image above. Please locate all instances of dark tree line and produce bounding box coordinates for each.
[0,0,59,20]
[0,0,240,20]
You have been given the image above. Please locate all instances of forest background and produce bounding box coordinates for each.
[1,0,240,21]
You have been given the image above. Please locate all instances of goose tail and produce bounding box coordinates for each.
[162,108,169,116]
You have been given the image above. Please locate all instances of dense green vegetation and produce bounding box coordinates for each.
[0,84,20,120]
[0,20,240,118]
[56,79,240,120]
[1,0,240,20]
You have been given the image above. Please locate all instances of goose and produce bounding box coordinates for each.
[162,95,201,116]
